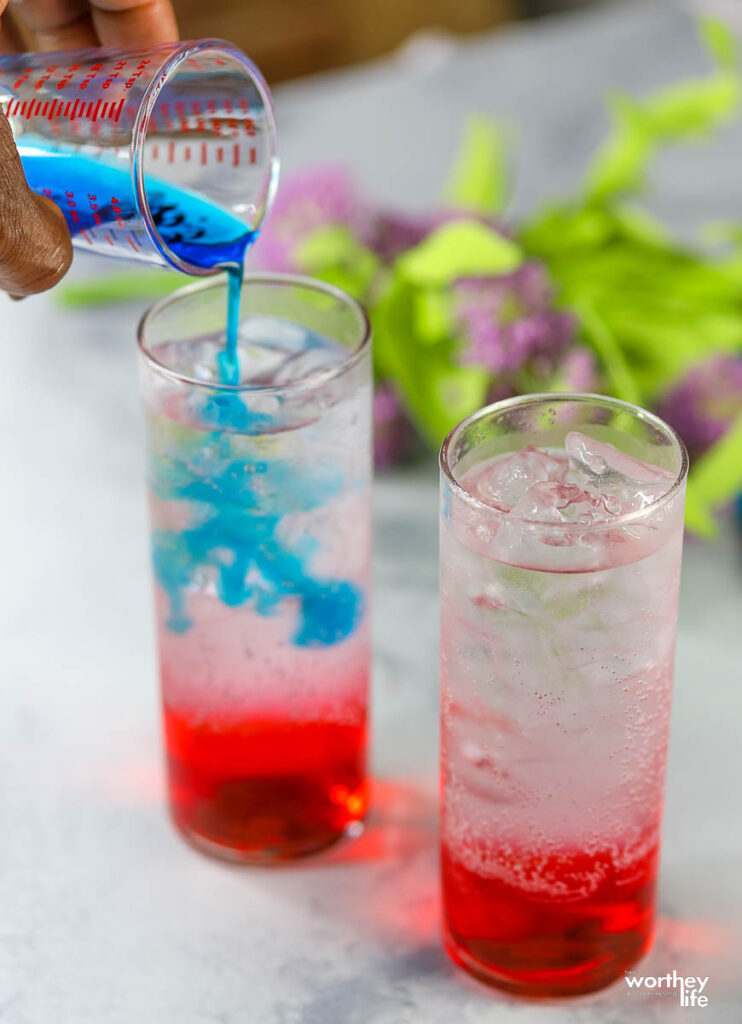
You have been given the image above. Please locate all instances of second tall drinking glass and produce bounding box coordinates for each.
[139,275,372,862]
[439,394,687,996]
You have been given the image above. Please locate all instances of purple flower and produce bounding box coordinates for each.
[252,166,368,272]
[454,263,577,377]
[373,383,416,469]
[657,355,742,460]
[365,210,510,263]
[558,346,599,392]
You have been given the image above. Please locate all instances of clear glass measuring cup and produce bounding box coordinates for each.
[0,41,279,274]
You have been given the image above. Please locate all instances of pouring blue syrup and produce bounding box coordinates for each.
[19,141,251,380]
[19,142,363,643]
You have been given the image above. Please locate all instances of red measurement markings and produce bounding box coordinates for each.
[113,98,125,122]
[233,143,239,167]
[64,189,80,225]
[87,193,103,227]
[168,140,175,162]
[56,63,81,91]
[126,235,139,252]
[34,64,58,91]
[78,63,104,91]
[12,67,33,90]
[200,142,207,166]
[91,98,102,121]
[216,147,223,163]
[184,145,191,162]
[152,144,160,160]
[100,102,108,118]
[104,234,114,246]
[250,147,256,165]
[80,229,92,244]
[187,58,202,71]
[70,98,81,119]
[110,197,125,229]
[28,99,43,118]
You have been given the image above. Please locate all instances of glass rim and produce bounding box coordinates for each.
[137,271,372,394]
[133,38,280,276]
[439,392,689,530]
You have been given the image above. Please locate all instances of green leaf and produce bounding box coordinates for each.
[583,19,741,204]
[610,205,668,247]
[397,220,522,288]
[296,225,380,301]
[573,301,642,405]
[700,17,738,69]
[684,410,742,536]
[57,271,182,307]
[444,115,508,215]
[373,278,488,446]
[585,95,650,202]
[522,205,613,256]
[644,74,739,137]
[414,290,451,343]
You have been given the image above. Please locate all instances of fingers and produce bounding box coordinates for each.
[89,0,177,48]
[8,0,177,51]
[0,8,26,51]
[0,112,72,295]
[4,0,97,49]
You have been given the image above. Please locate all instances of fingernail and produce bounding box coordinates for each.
[9,293,26,301]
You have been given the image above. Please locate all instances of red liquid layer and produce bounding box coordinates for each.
[164,705,367,861]
[442,839,658,996]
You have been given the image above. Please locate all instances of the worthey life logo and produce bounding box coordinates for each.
[624,969,710,1007]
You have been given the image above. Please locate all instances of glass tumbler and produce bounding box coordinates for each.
[138,274,372,862]
[439,394,688,996]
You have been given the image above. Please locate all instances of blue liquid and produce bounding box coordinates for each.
[217,269,243,385]
[151,438,363,646]
[20,141,251,381]
[22,142,363,645]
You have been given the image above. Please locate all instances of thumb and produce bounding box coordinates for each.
[0,111,73,296]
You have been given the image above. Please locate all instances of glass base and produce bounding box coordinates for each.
[443,923,654,998]
[170,808,365,865]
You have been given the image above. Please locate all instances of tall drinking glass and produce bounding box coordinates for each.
[439,394,688,996]
[138,274,372,862]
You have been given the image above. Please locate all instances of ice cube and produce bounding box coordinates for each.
[268,344,346,385]
[472,446,569,512]
[566,432,674,512]
[510,481,620,524]
[236,318,347,386]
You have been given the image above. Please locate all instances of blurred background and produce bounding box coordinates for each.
[174,0,606,83]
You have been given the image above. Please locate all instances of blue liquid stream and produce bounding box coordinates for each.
[19,145,365,646]
[20,142,250,369]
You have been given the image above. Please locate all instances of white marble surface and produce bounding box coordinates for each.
[2,3,742,1021]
